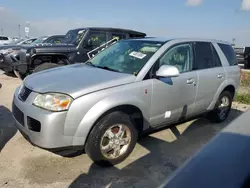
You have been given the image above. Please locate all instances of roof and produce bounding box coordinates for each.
[69,27,146,36]
[128,37,231,45]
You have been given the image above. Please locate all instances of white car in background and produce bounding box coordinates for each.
[0,36,12,45]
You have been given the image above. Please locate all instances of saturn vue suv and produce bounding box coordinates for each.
[12,38,240,166]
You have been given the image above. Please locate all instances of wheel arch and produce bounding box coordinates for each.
[72,98,150,146]
[207,79,237,110]
[31,53,69,68]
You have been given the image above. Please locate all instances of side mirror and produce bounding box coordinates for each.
[156,65,180,78]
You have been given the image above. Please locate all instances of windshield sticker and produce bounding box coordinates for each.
[129,51,147,59]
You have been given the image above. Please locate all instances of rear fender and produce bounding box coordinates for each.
[207,79,237,110]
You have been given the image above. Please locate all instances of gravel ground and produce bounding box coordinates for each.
[0,73,249,188]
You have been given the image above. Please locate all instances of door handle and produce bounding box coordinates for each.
[187,78,195,84]
[217,74,223,78]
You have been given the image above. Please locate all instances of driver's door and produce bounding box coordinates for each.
[150,43,198,126]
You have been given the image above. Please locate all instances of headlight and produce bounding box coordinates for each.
[33,93,73,112]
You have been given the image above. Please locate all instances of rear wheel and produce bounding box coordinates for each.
[207,91,233,123]
[85,111,138,167]
[33,58,69,73]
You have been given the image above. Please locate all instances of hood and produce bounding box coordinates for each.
[26,43,77,53]
[24,64,136,98]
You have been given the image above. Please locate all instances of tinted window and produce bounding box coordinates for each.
[218,43,237,66]
[0,36,8,40]
[159,43,193,73]
[85,31,107,50]
[111,33,126,40]
[64,29,86,45]
[211,45,222,67]
[194,42,215,70]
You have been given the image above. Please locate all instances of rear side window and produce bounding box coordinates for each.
[211,45,222,67]
[218,43,237,66]
[194,42,217,70]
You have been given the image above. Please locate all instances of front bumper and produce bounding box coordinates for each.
[12,86,75,149]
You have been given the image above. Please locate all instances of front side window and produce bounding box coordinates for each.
[159,43,193,73]
[85,31,107,49]
[218,43,237,66]
[87,40,164,75]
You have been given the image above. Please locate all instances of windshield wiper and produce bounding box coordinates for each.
[85,61,98,67]
[86,62,121,73]
[97,66,121,73]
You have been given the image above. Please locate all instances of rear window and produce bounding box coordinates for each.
[0,36,8,40]
[218,43,237,66]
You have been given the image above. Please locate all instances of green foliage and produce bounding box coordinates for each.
[235,93,250,104]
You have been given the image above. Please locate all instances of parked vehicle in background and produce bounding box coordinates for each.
[17,38,38,45]
[0,35,65,73]
[0,36,13,45]
[12,38,240,166]
[10,27,146,79]
[31,35,65,45]
[234,46,250,69]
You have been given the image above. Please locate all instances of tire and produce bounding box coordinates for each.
[85,111,138,167]
[207,91,233,123]
[33,63,61,73]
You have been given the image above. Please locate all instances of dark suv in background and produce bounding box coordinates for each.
[10,27,146,79]
[234,46,250,69]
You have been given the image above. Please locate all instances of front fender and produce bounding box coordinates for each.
[72,94,150,146]
[207,78,237,110]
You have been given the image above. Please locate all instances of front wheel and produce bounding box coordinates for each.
[85,111,138,167]
[207,91,233,123]
[33,63,61,73]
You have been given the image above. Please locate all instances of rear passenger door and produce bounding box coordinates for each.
[217,43,240,92]
[192,42,226,114]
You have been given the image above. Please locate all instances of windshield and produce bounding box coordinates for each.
[32,36,48,44]
[87,40,164,75]
[63,29,86,45]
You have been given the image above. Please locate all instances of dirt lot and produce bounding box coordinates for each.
[0,73,249,188]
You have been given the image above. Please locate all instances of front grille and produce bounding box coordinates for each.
[12,103,24,126]
[27,116,41,132]
[18,86,32,102]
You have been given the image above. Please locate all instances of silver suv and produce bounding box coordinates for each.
[12,38,240,166]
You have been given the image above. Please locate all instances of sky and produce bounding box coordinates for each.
[0,0,250,46]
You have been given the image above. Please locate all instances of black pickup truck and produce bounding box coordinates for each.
[8,27,146,79]
[234,46,250,69]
